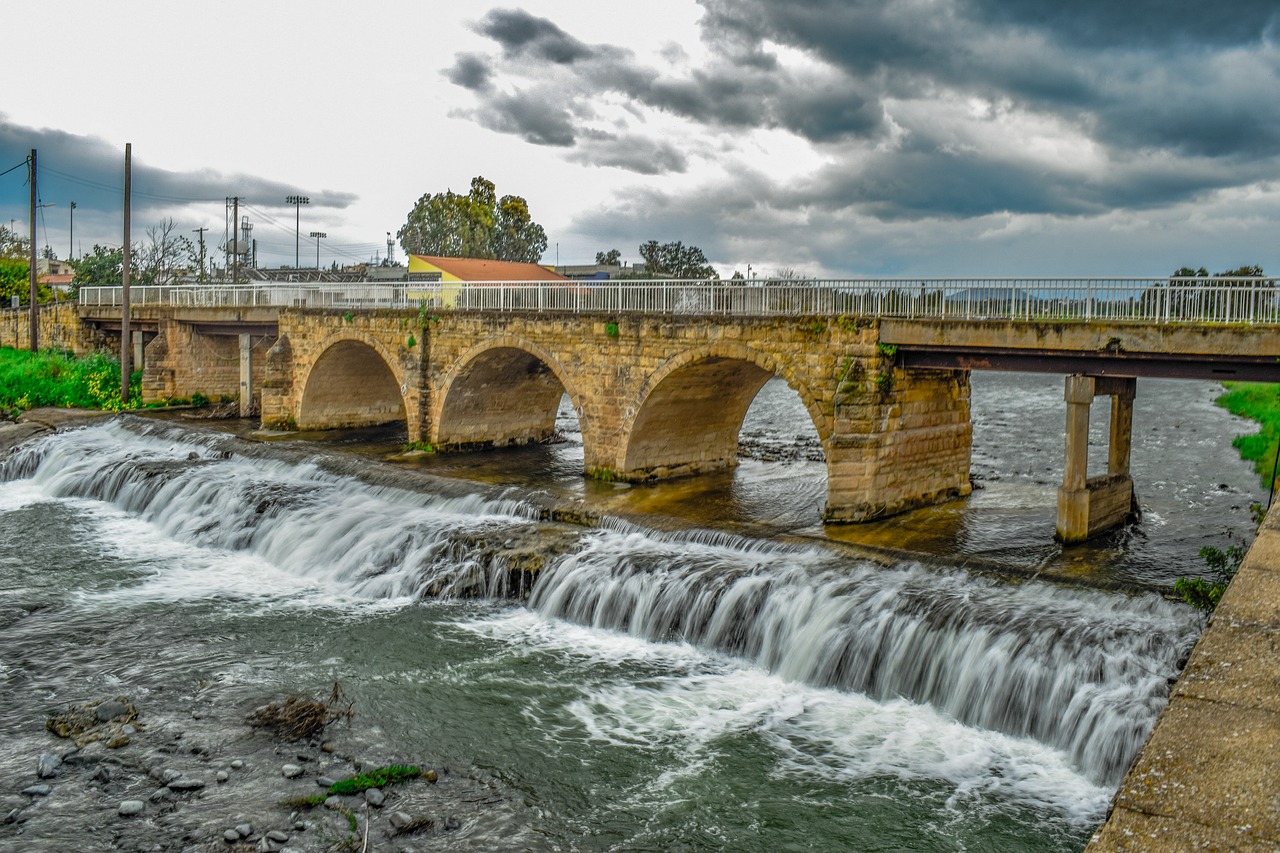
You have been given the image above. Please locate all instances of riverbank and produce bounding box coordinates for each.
[1215,382,1280,489]
[0,346,140,416]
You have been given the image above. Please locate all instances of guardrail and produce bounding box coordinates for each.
[75,277,1280,325]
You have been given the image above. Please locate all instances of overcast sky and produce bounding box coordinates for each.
[4,0,1278,277]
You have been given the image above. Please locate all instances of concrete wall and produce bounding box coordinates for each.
[1087,505,1280,851]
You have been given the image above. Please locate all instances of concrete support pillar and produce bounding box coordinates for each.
[132,331,145,371]
[1057,375,1138,544]
[239,334,252,418]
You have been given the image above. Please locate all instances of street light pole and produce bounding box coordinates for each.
[286,195,309,268]
[69,201,75,260]
[309,231,326,269]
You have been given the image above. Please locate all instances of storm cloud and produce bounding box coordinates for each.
[449,1,1280,230]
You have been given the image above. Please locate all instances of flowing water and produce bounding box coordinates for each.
[0,372,1258,850]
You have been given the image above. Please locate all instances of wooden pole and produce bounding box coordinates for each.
[121,143,132,405]
[28,149,37,352]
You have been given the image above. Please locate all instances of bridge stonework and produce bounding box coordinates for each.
[260,310,426,435]
[263,309,973,523]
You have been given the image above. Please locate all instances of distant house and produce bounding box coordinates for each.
[407,255,567,306]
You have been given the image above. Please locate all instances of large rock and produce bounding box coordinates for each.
[118,799,145,817]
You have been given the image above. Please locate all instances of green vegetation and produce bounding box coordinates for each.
[0,346,140,414]
[1215,382,1280,488]
[399,175,548,263]
[1175,503,1263,612]
[404,441,435,453]
[604,321,619,338]
[327,764,422,795]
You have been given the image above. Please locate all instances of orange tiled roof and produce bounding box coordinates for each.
[412,255,567,281]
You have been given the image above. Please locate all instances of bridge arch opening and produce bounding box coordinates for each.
[623,355,826,480]
[298,340,405,430]
[436,346,576,450]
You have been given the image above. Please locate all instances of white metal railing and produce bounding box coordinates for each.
[74,277,1280,325]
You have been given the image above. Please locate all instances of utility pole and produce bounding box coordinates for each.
[121,143,132,405]
[309,231,326,269]
[28,149,37,352]
[286,195,309,268]
[231,196,240,283]
[192,227,207,281]
[69,201,76,261]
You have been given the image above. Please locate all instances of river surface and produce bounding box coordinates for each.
[0,372,1261,851]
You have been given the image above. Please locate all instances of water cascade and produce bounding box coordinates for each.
[1,418,1200,793]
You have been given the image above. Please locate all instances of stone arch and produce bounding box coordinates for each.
[433,336,584,450]
[621,343,830,479]
[297,335,406,430]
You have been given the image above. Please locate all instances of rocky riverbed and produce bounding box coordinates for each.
[2,688,533,852]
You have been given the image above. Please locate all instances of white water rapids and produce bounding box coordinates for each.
[0,416,1204,841]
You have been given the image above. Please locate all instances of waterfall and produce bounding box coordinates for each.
[1,420,538,600]
[529,526,1200,785]
[2,419,1200,788]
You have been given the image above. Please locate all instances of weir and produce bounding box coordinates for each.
[0,419,1200,796]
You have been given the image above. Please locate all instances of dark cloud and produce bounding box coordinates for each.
[447,54,493,91]
[463,92,578,147]
[0,117,357,217]
[477,8,593,64]
[571,131,690,175]
[450,1,1280,221]
[972,0,1279,48]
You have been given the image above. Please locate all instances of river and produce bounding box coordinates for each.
[0,371,1261,851]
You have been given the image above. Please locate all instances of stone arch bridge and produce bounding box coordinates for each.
[60,278,1280,541]
[258,309,970,526]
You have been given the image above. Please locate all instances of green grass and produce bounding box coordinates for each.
[0,346,141,414]
[1215,382,1280,488]
[326,764,422,795]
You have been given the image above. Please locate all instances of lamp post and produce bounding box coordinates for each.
[286,195,309,268]
[69,201,75,260]
[309,231,326,269]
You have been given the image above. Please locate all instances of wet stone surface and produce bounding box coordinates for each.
[0,693,532,852]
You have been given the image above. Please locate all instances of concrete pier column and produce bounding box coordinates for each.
[1107,379,1135,478]
[238,334,253,418]
[132,331,145,371]
[1056,375,1138,544]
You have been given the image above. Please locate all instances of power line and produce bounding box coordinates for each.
[0,157,30,179]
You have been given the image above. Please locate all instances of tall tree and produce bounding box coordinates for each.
[638,240,717,279]
[139,218,194,286]
[595,248,622,265]
[398,176,548,263]
[0,224,30,260]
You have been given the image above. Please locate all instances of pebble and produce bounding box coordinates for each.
[216,770,229,783]
[320,742,335,753]
[223,829,241,843]
[444,815,462,831]
[316,776,335,788]
[36,753,61,779]
[118,799,145,817]
[122,724,137,735]
[266,830,289,843]
[235,822,253,837]
[230,759,244,770]
[323,796,343,810]
[388,811,414,830]
[281,763,303,779]
[96,700,131,722]
[424,769,439,783]
[168,778,206,791]
[21,785,51,797]
[364,787,385,807]
[162,768,183,783]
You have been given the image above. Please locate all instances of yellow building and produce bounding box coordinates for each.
[408,255,567,306]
